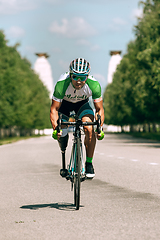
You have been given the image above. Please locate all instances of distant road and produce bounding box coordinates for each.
[0,134,160,240]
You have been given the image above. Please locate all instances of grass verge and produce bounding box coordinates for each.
[0,135,45,146]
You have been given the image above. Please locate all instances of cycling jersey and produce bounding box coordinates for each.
[52,72,102,103]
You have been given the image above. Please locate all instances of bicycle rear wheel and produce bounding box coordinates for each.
[74,137,81,210]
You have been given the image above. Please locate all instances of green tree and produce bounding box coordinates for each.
[103,0,160,129]
[0,30,51,132]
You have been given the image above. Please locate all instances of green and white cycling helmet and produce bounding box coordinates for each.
[69,58,91,76]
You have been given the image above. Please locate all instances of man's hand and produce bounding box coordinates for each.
[95,129,104,140]
[52,129,62,140]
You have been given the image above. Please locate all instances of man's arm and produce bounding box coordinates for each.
[94,99,104,126]
[50,100,62,130]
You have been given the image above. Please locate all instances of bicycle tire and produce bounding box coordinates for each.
[74,137,81,210]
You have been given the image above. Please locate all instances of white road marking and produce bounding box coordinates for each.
[131,159,139,162]
[97,151,159,167]
[98,153,159,166]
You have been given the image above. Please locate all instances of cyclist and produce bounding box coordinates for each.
[50,58,104,178]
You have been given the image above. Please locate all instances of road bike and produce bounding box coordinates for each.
[57,114,101,210]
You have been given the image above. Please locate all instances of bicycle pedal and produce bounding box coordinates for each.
[65,174,73,182]
[65,175,70,181]
[60,169,68,178]
[81,175,86,182]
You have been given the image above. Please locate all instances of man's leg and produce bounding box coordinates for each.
[82,114,96,178]
[57,110,70,177]
[58,128,69,177]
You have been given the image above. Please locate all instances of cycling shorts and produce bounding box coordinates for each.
[58,99,94,122]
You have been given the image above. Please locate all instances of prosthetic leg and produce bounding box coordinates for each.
[58,133,69,177]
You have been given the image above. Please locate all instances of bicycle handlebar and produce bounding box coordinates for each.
[56,114,101,134]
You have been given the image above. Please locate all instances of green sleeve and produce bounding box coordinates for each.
[53,77,71,100]
[86,77,102,100]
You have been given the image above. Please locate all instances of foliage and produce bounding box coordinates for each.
[0,31,51,130]
[103,0,160,127]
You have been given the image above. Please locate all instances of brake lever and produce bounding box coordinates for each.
[56,114,62,133]
[96,114,101,134]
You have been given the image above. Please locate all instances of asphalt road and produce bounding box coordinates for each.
[0,133,160,240]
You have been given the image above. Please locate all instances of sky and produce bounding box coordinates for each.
[0,0,143,93]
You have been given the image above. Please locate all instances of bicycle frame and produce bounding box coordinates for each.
[58,115,101,179]
[57,114,101,210]
[67,123,85,185]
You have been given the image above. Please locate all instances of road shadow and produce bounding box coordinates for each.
[85,179,160,204]
[20,202,84,211]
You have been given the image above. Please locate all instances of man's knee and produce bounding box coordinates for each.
[84,125,93,134]
[84,126,95,142]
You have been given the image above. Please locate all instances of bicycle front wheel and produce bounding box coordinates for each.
[74,137,81,210]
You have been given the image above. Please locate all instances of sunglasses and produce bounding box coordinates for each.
[72,75,88,82]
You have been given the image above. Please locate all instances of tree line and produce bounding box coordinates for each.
[0,31,51,137]
[103,0,160,132]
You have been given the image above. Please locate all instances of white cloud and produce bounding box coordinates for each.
[46,0,68,3]
[90,44,100,51]
[46,0,129,4]
[113,18,127,25]
[6,26,25,38]
[76,39,100,51]
[131,8,143,20]
[49,18,97,38]
[76,39,90,46]
[0,0,36,14]
[108,17,127,32]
